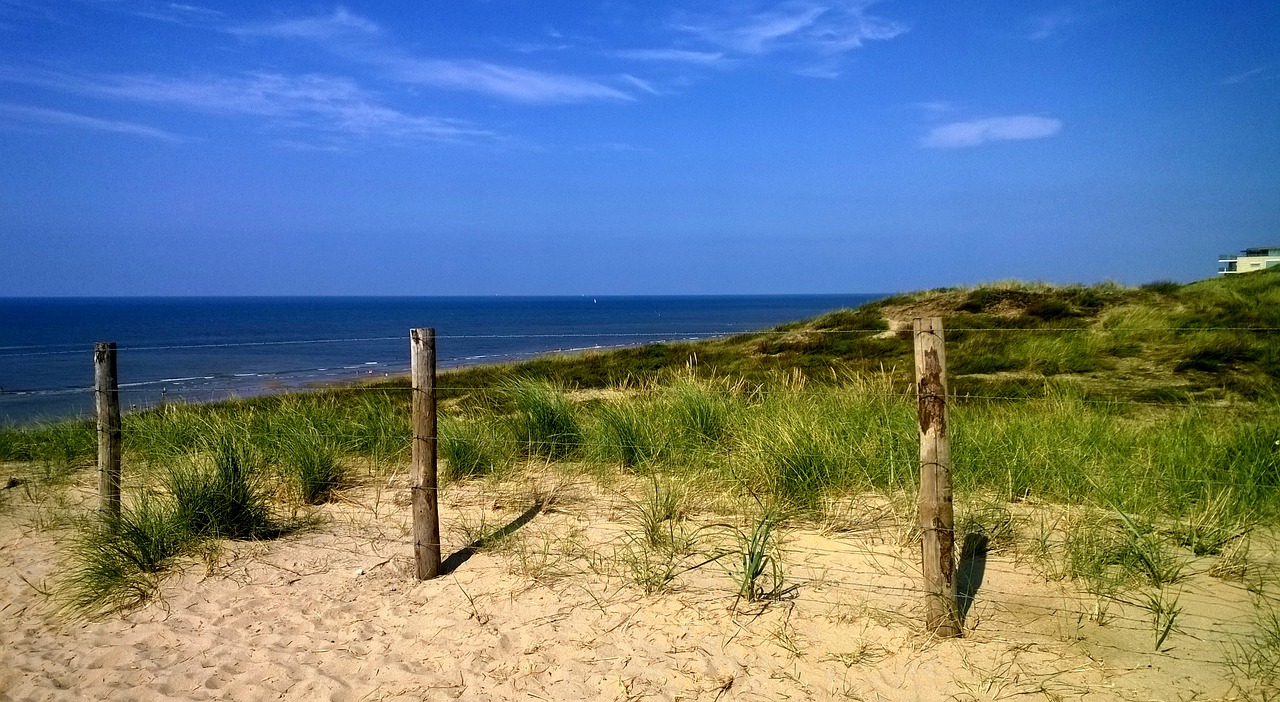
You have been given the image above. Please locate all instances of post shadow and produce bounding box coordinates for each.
[440,501,544,575]
[956,532,990,624]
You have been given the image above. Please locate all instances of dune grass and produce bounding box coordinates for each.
[730,507,791,604]
[20,362,1280,619]
[505,379,581,460]
[665,376,734,447]
[440,416,513,480]
[590,397,667,471]
[616,476,698,594]
[57,425,289,617]
[0,419,95,468]
[261,407,347,505]
[4,270,1279,638]
[61,496,188,616]
[167,434,277,540]
[1232,598,1280,699]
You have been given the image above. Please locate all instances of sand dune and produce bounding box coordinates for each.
[0,471,1263,701]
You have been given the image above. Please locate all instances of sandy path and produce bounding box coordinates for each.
[0,472,1263,701]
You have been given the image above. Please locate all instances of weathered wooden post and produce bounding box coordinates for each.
[913,317,960,637]
[410,328,441,580]
[95,342,122,520]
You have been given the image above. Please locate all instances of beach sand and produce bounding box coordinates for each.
[0,467,1264,701]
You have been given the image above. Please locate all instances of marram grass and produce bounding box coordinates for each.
[61,429,288,616]
[590,398,667,471]
[167,435,277,540]
[7,271,1280,623]
[61,497,187,617]
[440,416,513,480]
[505,379,581,460]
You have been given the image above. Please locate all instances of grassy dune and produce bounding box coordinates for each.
[2,270,1279,695]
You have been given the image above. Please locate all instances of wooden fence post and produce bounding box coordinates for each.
[913,317,960,637]
[95,342,122,520]
[410,328,441,580]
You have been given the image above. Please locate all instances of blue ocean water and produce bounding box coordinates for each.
[0,295,882,426]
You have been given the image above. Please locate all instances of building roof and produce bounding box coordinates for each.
[1220,247,1280,260]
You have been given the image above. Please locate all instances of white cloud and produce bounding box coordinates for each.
[87,0,226,27]
[231,8,633,104]
[1026,10,1078,41]
[612,48,727,65]
[910,100,956,113]
[386,58,634,104]
[1222,67,1268,85]
[0,102,182,141]
[0,68,493,143]
[620,74,661,95]
[167,4,222,16]
[706,5,828,54]
[920,115,1062,148]
[232,7,378,40]
[676,1,907,56]
[793,62,842,78]
[113,73,491,141]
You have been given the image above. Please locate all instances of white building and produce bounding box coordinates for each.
[1219,247,1280,274]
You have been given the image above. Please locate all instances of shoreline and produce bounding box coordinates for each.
[0,333,731,428]
[2,294,884,427]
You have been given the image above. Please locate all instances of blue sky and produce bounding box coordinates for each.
[0,1,1276,295]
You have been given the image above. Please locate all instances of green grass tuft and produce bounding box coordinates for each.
[665,377,733,447]
[167,434,277,540]
[0,420,95,466]
[1231,598,1280,698]
[62,496,187,617]
[284,433,345,505]
[730,509,793,604]
[440,417,513,480]
[506,380,581,460]
[591,399,665,471]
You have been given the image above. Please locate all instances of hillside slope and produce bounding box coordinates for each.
[433,268,1280,405]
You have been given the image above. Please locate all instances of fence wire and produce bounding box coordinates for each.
[5,319,1277,678]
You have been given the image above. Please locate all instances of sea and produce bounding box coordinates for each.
[0,295,882,426]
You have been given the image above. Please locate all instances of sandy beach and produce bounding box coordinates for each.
[2,463,1266,702]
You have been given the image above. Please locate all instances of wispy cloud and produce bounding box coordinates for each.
[920,115,1062,148]
[793,60,845,78]
[1222,66,1268,85]
[235,8,634,104]
[504,40,573,55]
[379,57,635,104]
[83,0,225,28]
[168,4,222,17]
[0,67,494,144]
[675,1,907,57]
[612,48,727,66]
[0,102,183,141]
[114,73,491,141]
[1026,9,1079,41]
[231,6,377,40]
[681,4,826,54]
[909,100,956,113]
[620,74,661,95]
[575,141,653,154]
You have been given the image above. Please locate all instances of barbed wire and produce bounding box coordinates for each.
[0,341,87,352]
[0,332,740,358]
[4,323,1279,358]
[948,326,1280,333]
[0,335,397,358]
[5,322,1279,457]
[6,377,1277,416]
[2,423,1272,493]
